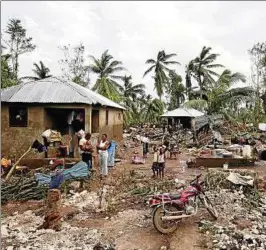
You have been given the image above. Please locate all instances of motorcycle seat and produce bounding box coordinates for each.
[169,194,181,200]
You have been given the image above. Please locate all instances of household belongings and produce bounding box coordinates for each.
[42,129,62,143]
[32,140,47,153]
[259,123,266,132]
[131,155,145,164]
[35,161,90,189]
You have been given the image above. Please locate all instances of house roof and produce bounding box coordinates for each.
[1,77,125,110]
[161,107,204,118]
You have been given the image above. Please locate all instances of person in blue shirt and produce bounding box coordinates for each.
[107,136,117,168]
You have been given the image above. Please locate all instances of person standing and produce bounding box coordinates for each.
[158,146,166,179]
[79,133,93,169]
[142,134,149,159]
[107,136,117,169]
[97,134,110,179]
[151,146,159,178]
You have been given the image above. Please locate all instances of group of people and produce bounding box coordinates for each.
[151,144,167,178]
[78,131,116,179]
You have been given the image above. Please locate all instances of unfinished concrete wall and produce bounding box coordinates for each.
[98,107,123,141]
[1,104,46,159]
[1,103,123,160]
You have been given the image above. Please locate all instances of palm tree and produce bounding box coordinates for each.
[184,69,251,114]
[143,50,180,99]
[89,50,125,102]
[185,60,196,100]
[20,61,52,81]
[121,75,145,106]
[145,98,165,123]
[193,46,224,98]
[167,70,186,110]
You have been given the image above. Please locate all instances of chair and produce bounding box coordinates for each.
[60,135,72,157]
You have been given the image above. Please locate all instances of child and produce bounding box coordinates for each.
[152,146,159,178]
[158,147,166,178]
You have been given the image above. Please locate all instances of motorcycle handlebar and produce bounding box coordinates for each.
[190,174,202,184]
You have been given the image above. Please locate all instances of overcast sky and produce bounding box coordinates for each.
[1,1,266,95]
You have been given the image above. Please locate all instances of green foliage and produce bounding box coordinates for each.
[189,46,224,98]
[166,70,186,110]
[59,43,89,87]
[2,18,36,79]
[20,61,52,81]
[184,69,251,114]
[89,50,125,102]
[1,54,17,89]
[120,75,145,107]
[143,50,180,99]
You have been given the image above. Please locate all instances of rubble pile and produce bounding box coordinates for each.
[63,185,115,213]
[199,170,266,249]
[1,210,113,250]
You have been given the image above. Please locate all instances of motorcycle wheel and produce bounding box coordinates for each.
[152,204,181,234]
[201,195,218,220]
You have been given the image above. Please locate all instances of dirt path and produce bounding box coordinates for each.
[101,149,205,250]
[1,147,207,250]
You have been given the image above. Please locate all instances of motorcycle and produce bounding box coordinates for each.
[147,174,218,234]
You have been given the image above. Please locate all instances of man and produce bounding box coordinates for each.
[97,134,110,179]
[79,133,93,169]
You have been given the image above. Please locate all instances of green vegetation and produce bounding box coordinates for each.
[1,18,266,127]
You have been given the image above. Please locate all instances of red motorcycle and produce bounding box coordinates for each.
[147,174,218,234]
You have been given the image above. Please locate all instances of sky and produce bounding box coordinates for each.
[1,1,266,96]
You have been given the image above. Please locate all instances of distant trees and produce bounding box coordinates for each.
[1,54,17,89]
[2,18,36,80]
[20,61,52,81]
[59,43,89,87]
[1,18,36,88]
[2,18,265,127]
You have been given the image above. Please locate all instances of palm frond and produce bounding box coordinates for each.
[143,65,155,77]
[145,59,156,64]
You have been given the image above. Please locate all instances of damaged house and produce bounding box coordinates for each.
[161,107,206,130]
[1,77,125,159]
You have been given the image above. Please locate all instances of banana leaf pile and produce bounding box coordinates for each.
[1,177,49,205]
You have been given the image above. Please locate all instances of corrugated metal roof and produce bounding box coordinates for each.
[161,107,204,118]
[1,77,125,110]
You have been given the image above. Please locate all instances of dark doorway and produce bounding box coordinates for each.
[91,109,99,133]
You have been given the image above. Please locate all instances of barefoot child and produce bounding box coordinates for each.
[152,146,159,178]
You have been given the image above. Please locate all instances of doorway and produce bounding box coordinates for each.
[91,109,99,133]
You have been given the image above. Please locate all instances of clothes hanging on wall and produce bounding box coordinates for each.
[67,111,75,125]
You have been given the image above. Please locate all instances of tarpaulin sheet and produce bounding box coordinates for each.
[35,161,90,187]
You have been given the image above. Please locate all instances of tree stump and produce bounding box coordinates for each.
[39,189,62,231]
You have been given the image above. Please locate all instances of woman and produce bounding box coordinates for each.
[158,146,166,179]
[107,136,117,168]
[97,134,109,178]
